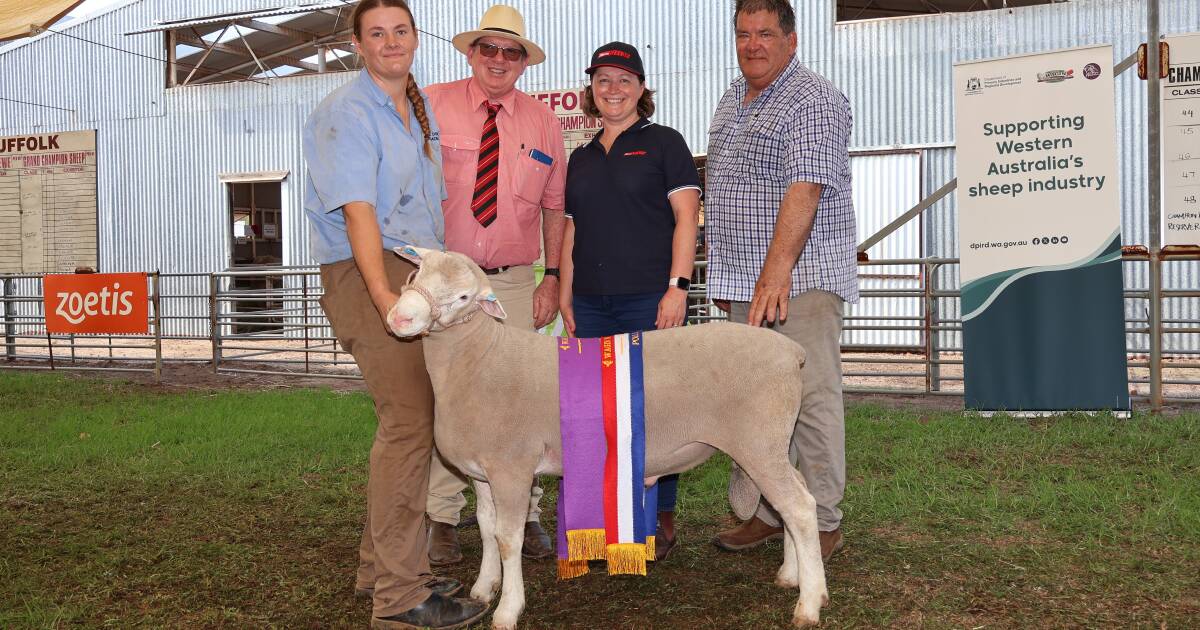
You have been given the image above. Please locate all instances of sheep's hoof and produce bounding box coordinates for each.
[792,612,820,628]
[470,583,498,604]
[491,618,518,630]
[775,572,800,589]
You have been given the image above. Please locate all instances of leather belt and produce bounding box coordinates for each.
[481,265,512,275]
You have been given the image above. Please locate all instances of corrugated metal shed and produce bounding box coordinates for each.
[2,0,1199,342]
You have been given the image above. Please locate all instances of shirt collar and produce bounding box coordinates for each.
[467,77,518,116]
[357,69,395,108]
[586,117,651,150]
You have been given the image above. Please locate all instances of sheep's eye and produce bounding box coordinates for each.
[457,294,469,302]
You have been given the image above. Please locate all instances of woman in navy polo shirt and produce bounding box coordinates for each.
[558,41,702,562]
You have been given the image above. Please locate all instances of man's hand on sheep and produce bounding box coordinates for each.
[656,287,688,329]
[532,276,560,329]
[749,263,793,327]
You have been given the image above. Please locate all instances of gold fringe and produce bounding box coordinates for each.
[566,529,608,561]
[557,558,589,580]
[644,535,656,561]
[606,543,648,576]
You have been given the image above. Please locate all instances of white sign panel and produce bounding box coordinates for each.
[953,45,1128,413]
[0,130,98,274]
[1163,33,1200,246]
[954,45,1121,286]
[529,88,601,156]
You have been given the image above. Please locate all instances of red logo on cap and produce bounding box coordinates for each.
[598,50,631,59]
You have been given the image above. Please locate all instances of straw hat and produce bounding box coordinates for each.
[451,5,546,66]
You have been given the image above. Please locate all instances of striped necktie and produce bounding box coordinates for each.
[472,102,501,227]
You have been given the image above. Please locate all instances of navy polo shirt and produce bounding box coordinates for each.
[565,119,701,295]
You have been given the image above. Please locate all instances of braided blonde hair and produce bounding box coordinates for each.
[406,74,434,160]
[352,0,433,160]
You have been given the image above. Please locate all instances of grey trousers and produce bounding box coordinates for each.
[729,290,846,531]
[425,264,544,525]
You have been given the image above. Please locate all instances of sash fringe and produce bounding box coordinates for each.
[557,558,589,580]
[566,529,608,561]
[645,535,656,561]
[606,543,648,576]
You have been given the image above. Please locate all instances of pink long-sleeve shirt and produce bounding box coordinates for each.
[426,77,567,269]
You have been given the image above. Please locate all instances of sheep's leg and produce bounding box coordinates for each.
[488,474,532,630]
[779,510,799,588]
[470,478,502,603]
[745,460,827,628]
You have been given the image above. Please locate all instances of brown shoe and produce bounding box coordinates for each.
[712,516,784,551]
[820,528,844,562]
[654,526,678,561]
[521,521,554,560]
[428,521,463,567]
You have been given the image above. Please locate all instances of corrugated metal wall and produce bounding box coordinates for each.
[813,0,1200,351]
[847,152,922,347]
[2,0,1199,341]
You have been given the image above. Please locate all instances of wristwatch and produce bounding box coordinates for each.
[543,268,559,278]
[668,276,691,291]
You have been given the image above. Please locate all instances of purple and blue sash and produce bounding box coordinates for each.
[556,333,656,578]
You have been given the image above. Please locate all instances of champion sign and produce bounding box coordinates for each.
[43,273,149,334]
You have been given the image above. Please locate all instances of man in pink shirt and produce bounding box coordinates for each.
[423,4,566,566]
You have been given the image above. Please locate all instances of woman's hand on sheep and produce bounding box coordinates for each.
[370,288,403,326]
[656,287,688,329]
[560,302,576,335]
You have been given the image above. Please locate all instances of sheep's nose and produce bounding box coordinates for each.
[389,314,413,333]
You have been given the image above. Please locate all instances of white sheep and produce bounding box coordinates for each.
[386,246,828,629]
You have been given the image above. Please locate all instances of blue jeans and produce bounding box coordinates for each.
[572,292,680,515]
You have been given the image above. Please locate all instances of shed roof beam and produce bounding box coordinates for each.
[190,29,350,83]
[176,31,320,73]
[234,18,318,42]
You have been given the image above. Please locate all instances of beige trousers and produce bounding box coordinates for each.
[729,291,846,532]
[320,255,434,617]
[425,264,544,525]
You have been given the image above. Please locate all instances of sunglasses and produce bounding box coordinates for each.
[475,42,526,62]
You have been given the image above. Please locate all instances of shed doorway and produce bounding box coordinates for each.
[226,178,284,334]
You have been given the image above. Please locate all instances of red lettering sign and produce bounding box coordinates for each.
[43,273,149,334]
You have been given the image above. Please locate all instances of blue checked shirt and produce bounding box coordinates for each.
[705,57,859,303]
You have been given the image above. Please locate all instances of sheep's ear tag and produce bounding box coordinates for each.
[478,292,507,320]
[394,246,423,265]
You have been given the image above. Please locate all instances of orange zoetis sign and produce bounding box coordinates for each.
[43,273,149,334]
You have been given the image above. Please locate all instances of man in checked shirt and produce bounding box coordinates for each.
[705,0,859,563]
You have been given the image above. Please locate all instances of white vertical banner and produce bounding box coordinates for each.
[528,88,602,157]
[954,45,1128,412]
[1163,33,1200,246]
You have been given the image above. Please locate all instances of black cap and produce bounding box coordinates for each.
[585,41,644,80]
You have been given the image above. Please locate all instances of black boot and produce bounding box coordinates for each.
[371,592,488,630]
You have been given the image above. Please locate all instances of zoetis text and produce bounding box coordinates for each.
[55,283,136,325]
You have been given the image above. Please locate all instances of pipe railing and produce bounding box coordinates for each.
[3,254,1198,405]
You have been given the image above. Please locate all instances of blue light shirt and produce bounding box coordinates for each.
[705,57,859,303]
[304,70,446,264]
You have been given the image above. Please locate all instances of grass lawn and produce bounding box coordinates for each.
[1,371,1198,628]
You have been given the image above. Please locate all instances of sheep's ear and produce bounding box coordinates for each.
[478,292,507,320]
[393,246,429,265]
